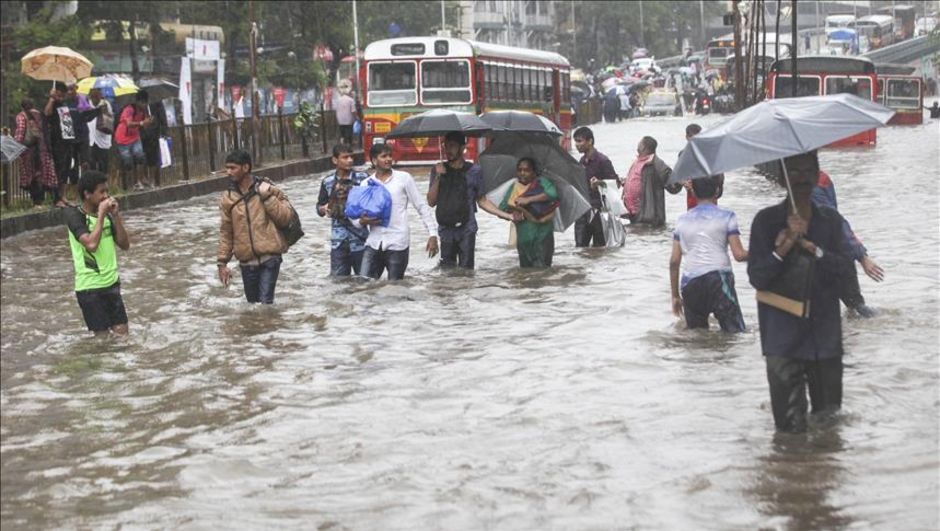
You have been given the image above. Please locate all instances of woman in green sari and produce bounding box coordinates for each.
[500,158,559,268]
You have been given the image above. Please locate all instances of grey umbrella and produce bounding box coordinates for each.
[1,135,27,163]
[479,111,562,136]
[480,133,591,232]
[386,109,492,139]
[670,93,894,184]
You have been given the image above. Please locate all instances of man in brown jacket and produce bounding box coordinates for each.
[217,150,294,303]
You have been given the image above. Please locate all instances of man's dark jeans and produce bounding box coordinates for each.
[90,145,110,173]
[439,226,477,269]
[240,256,282,304]
[361,246,409,280]
[574,210,606,247]
[330,240,364,277]
[765,355,843,433]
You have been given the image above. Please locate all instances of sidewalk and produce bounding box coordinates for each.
[0,152,361,239]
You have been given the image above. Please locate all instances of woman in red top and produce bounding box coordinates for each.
[114,91,152,190]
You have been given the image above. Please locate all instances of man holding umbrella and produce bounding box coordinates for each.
[428,131,512,270]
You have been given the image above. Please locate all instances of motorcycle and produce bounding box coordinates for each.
[694,91,711,115]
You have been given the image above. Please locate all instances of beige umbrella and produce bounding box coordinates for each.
[20,46,93,84]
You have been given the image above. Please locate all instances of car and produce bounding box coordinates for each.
[630,57,659,75]
[642,90,682,117]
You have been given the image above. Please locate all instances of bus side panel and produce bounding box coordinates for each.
[828,129,876,146]
[888,112,923,125]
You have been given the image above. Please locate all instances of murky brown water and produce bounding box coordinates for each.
[2,110,938,529]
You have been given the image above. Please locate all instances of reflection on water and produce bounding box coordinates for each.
[2,114,938,529]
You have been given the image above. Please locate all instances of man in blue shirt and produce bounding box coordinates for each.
[317,144,369,276]
[670,175,749,332]
[748,151,854,433]
[427,131,511,269]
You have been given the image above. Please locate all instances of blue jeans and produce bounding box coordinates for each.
[240,256,281,304]
[116,140,145,169]
[361,246,409,280]
[438,226,477,269]
[330,240,364,277]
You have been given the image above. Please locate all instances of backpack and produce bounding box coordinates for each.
[23,111,42,147]
[252,177,305,248]
[435,162,471,228]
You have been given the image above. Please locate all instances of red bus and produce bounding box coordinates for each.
[875,63,923,125]
[361,37,571,165]
[767,56,879,146]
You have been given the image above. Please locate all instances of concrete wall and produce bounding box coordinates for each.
[1,153,362,240]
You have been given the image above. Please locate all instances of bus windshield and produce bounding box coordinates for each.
[774,76,821,98]
[886,79,920,109]
[421,60,472,104]
[825,76,872,100]
[368,62,417,106]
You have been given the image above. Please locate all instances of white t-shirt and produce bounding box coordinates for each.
[88,99,113,149]
[353,170,437,251]
[673,203,740,288]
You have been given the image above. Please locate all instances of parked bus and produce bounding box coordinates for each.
[361,37,571,165]
[854,15,895,49]
[878,5,917,41]
[875,63,923,125]
[705,32,791,79]
[766,56,879,145]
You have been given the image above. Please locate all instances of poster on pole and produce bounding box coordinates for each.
[217,58,226,111]
[179,57,193,125]
[185,38,221,61]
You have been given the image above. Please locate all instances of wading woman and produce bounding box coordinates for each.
[500,157,559,268]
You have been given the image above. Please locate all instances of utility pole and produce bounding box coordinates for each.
[815,0,820,52]
[700,0,707,48]
[775,0,782,60]
[441,0,446,34]
[249,0,261,165]
[791,0,798,98]
[130,16,141,84]
[639,0,645,47]
[571,0,576,64]
[733,0,745,108]
[353,0,360,99]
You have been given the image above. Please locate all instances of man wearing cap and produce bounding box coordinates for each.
[427,131,512,270]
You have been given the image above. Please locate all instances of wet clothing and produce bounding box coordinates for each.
[115,105,145,146]
[748,200,853,361]
[354,170,437,252]
[14,109,57,195]
[47,101,98,186]
[575,149,618,247]
[928,105,940,119]
[66,206,127,331]
[317,170,369,276]
[217,176,294,265]
[501,177,559,268]
[141,101,168,168]
[812,171,870,309]
[430,161,485,269]
[685,173,724,210]
[626,155,681,226]
[765,355,842,433]
[240,255,281,304]
[681,270,746,332]
[574,211,606,247]
[361,246,410,280]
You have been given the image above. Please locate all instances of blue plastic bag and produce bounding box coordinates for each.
[345,180,392,227]
[352,119,362,136]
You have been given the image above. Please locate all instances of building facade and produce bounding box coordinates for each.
[457,0,557,51]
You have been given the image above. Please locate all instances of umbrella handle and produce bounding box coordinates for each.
[779,159,798,214]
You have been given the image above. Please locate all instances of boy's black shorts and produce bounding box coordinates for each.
[76,283,128,332]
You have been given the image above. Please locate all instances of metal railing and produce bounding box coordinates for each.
[1,108,346,210]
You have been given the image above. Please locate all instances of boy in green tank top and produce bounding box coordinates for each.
[64,171,131,335]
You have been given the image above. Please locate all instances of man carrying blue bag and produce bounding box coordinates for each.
[350,143,438,280]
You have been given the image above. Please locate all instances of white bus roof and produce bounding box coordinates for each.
[857,14,894,24]
[363,37,569,67]
[826,14,856,22]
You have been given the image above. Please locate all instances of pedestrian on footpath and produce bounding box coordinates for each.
[573,126,619,247]
[317,144,370,276]
[335,89,358,146]
[114,92,152,191]
[14,98,57,208]
[64,171,131,336]
[217,150,295,304]
[45,83,100,207]
[87,88,113,174]
[140,92,168,187]
[669,175,748,332]
[354,143,438,280]
[747,151,854,433]
[427,131,512,270]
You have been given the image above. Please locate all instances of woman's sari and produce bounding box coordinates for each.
[500,177,559,267]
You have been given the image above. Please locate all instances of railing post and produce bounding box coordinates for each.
[180,126,191,181]
[207,119,216,172]
[1,161,8,207]
[278,107,286,160]
[320,103,327,154]
[232,113,239,151]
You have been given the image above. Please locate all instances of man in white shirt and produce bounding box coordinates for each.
[354,143,438,280]
[87,89,113,173]
[335,90,358,146]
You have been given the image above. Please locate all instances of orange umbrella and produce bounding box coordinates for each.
[20,46,93,84]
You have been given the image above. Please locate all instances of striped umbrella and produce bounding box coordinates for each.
[76,74,139,100]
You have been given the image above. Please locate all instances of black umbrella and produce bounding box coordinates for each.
[139,78,179,101]
[386,109,492,139]
[479,111,562,137]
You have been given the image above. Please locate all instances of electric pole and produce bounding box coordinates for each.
[733,0,745,108]
[249,0,261,165]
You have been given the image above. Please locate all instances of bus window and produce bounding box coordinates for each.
[484,63,496,103]
[542,69,552,97]
[825,76,872,100]
[515,66,525,102]
[497,64,508,102]
[886,79,920,109]
[526,68,535,102]
[421,59,472,104]
[562,71,570,103]
[773,75,820,98]
[368,62,417,106]
[877,79,885,105]
[535,68,543,102]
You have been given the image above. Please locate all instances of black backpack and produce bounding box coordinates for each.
[435,163,470,228]
[254,177,304,248]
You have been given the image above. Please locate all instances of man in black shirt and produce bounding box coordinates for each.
[747,151,854,433]
[44,83,99,207]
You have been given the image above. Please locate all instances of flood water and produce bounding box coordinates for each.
[2,110,938,529]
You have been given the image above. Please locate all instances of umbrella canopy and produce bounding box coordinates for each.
[669,94,895,185]
[605,85,628,97]
[138,78,179,101]
[386,109,492,139]
[1,135,28,164]
[480,133,591,232]
[76,74,139,99]
[479,111,562,137]
[627,80,651,93]
[20,46,93,84]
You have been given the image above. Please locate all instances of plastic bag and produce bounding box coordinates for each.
[345,180,392,227]
[352,119,362,136]
[158,136,172,168]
